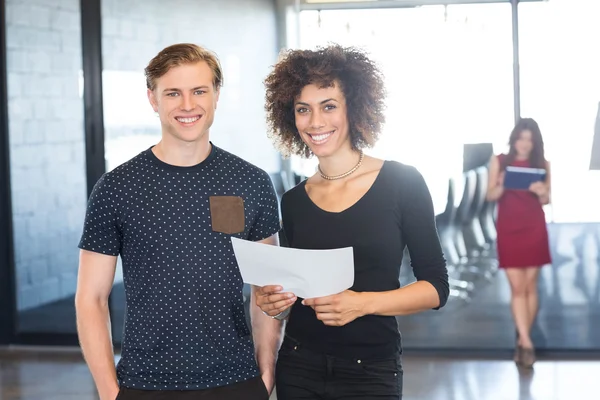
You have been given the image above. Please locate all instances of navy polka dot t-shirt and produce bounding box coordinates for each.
[78,143,281,390]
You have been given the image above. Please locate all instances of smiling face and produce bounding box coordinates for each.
[294,82,351,158]
[147,61,219,144]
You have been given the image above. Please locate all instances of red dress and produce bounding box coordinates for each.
[496,154,552,268]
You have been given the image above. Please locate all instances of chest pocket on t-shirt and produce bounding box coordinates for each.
[209,196,245,234]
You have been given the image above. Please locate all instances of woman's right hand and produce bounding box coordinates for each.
[497,171,505,187]
[486,155,506,201]
[255,285,297,317]
[496,172,506,196]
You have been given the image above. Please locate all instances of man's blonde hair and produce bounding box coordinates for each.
[144,43,223,91]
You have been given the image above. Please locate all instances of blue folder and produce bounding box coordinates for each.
[504,166,546,190]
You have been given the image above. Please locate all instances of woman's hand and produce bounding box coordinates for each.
[529,181,550,204]
[255,285,296,317]
[529,181,547,197]
[302,290,367,327]
[494,171,506,196]
[486,155,505,201]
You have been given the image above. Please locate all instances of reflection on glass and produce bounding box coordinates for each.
[297,4,514,215]
[6,0,86,334]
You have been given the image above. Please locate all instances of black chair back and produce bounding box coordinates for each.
[462,166,489,252]
[435,178,456,229]
[454,170,477,259]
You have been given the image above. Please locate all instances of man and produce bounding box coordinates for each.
[75,43,283,400]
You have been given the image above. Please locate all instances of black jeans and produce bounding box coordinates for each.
[276,336,403,400]
[116,376,269,400]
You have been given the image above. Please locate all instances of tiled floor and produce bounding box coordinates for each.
[402,355,600,400]
[399,222,600,351]
[1,348,598,400]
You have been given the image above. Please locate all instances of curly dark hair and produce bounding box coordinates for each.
[264,44,386,158]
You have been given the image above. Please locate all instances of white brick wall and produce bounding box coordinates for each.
[7,0,280,311]
[6,0,86,311]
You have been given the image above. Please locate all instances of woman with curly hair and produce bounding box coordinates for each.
[254,44,449,400]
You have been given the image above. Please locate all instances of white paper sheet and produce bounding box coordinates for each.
[231,237,354,299]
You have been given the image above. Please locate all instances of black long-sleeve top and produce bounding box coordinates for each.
[281,161,449,359]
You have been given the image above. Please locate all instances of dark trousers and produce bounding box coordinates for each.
[275,336,403,400]
[116,376,269,400]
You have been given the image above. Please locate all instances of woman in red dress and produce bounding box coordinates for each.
[487,118,552,369]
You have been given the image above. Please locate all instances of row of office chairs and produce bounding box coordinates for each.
[435,165,499,302]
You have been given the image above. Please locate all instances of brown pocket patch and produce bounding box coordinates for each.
[209,196,245,234]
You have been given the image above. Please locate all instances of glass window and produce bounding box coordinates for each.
[100,0,280,343]
[6,0,86,335]
[297,4,514,215]
[519,0,600,223]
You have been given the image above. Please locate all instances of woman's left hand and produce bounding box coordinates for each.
[302,290,367,327]
[529,181,547,197]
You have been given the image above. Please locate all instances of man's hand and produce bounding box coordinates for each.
[255,285,296,317]
[75,250,120,400]
[261,371,275,396]
[302,290,367,327]
[251,235,283,399]
[100,386,120,400]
